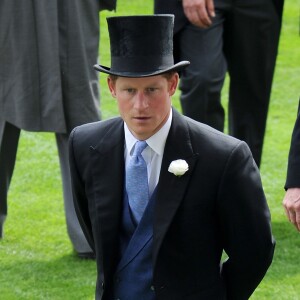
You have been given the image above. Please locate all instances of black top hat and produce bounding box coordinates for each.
[94,15,190,77]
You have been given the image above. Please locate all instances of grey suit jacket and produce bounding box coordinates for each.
[69,109,275,300]
[0,0,115,133]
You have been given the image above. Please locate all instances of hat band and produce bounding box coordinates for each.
[110,55,174,73]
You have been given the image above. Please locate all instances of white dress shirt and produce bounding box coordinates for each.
[124,109,172,198]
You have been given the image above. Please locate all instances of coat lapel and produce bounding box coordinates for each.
[153,109,199,262]
[89,118,125,277]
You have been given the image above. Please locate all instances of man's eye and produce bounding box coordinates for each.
[147,88,157,93]
[126,88,135,93]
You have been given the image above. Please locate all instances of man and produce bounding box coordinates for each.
[154,0,283,167]
[69,15,275,299]
[0,0,116,258]
[283,99,300,231]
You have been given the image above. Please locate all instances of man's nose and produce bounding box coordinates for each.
[134,91,148,109]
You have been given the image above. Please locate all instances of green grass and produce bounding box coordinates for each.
[1,1,299,299]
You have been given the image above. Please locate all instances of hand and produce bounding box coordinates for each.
[283,188,300,231]
[182,0,215,28]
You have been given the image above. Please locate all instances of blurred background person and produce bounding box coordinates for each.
[154,0,284,167]
[0,0,116,258]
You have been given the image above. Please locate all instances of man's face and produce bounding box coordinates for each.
[107,73,178,140]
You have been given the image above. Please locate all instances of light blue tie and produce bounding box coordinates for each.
[126,141,149,223]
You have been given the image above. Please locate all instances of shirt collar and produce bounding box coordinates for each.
[124,108,172,156]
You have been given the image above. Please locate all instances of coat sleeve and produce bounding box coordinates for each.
[218,141,275,300]
[69,127,95,252]
[285,100,300,189]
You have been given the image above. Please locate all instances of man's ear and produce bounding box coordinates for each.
[107,77,116,98]
[168,73,179,96]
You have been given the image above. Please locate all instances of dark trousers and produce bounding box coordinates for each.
[175,0,282,167]
[0,118,91,252]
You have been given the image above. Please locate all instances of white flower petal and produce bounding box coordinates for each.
[168,159,189,176]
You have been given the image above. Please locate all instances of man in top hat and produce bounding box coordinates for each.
[69,15,275,300]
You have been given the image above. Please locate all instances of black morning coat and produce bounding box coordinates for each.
[69,108,275,300]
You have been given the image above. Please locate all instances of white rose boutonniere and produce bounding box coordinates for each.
[168,159,189,177]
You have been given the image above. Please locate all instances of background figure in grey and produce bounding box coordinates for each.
[154,0,283,167]
[0,0,116,258]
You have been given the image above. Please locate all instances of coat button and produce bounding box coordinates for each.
[101,281,105,289]
[150,285,155,291]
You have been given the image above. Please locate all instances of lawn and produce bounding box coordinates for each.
[0,1,299,299]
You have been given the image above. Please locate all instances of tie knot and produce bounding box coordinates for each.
[133,141,147,157]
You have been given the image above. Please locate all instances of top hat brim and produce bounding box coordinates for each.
[93,61,190,78]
